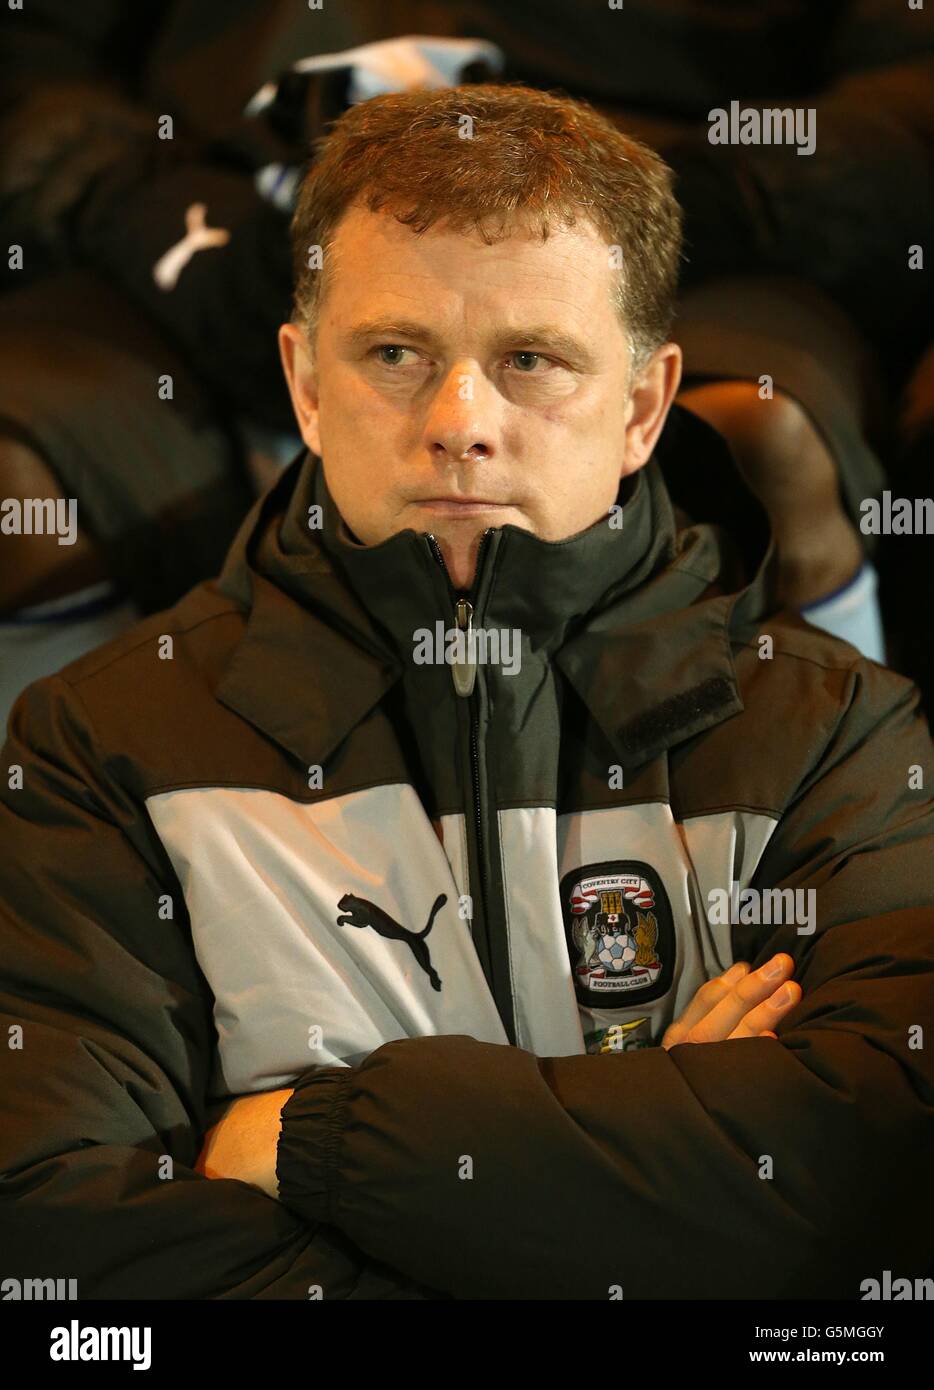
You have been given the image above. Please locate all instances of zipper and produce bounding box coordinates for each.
[425,530,493,699]
[424,529,516,1042]
[425,529,492,605]
[452,597,475,698]
[425,532,491,901]
[425,531,491,919]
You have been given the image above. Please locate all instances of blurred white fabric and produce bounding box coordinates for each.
[249,35,504,211]
[246,35,504,115]
[799,559,887,665]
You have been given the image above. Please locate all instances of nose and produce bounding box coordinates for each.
[422,364,496,465]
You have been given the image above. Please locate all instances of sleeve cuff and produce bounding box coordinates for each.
[276,1066,353,1224]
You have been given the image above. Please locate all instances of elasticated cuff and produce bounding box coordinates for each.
[276,1067,353,1224]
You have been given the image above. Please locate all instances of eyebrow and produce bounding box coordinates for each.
[342,317,600,370]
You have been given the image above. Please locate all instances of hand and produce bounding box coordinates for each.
[661,953,801,1050]
[194,1087,294,1198]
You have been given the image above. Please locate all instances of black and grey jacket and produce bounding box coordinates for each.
[2,409,933,1299]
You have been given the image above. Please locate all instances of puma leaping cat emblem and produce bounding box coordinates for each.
[153,202,231,291]
[336,892,446,991]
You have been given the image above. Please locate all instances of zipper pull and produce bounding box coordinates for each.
[452,597,476,698]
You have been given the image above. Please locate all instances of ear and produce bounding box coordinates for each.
[621,342,683,476]
[278,322,321,457]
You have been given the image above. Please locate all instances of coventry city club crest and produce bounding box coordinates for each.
[560,859,675,1008]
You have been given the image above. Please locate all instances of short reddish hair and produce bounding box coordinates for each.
[289,83,683,371]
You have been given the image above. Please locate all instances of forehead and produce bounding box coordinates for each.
[323,203,617,320]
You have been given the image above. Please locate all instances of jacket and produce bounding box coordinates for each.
[1,407,933,1299]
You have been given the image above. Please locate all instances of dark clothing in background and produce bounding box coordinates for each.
[0,0,372,611]
[0,0,320,435]
[676,272,888,557]
[2,0,932,422]
[878,338,934,714]
[0,269,253,614]
[420,0,934,390]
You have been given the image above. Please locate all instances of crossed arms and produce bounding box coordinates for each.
[195,950,801,1199]
[2,664,933,1298]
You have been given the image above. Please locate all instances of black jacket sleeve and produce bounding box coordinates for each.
[275,658,934,1299]
[0,673,439,1299]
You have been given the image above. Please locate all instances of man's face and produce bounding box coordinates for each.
[280,204,681,591]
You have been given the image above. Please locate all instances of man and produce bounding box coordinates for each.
[1,85,932,1300]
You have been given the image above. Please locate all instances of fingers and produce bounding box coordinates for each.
[727,980,803,1039]
[660,953,801,1052]
[660,960,752,1049]
[685,953,796,1045]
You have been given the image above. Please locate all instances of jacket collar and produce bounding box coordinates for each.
[216,405,780,768]
[309,442,663,657]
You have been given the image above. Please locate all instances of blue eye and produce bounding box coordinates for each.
[374,344,413,366]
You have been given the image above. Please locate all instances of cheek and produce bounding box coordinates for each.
[322,457,383,545]
[519,411,624,534]
[510,390,613,459]
[322,372,415,449]
[317,387,404,540]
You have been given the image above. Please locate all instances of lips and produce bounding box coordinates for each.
[415,497,509,506]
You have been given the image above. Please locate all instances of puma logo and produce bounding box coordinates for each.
[336,892,446,991]
[153,202,231,291]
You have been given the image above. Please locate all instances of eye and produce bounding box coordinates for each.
[507,351,547,373]
[372,344,418,367]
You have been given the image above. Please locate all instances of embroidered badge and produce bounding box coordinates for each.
[336,891,446,991]
[560,860,675,1007]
